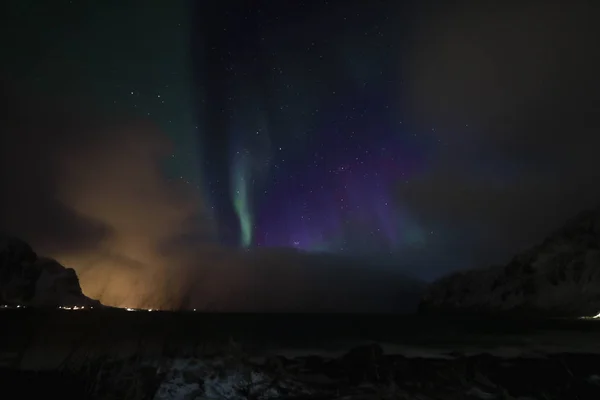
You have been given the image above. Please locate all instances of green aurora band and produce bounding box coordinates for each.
[228,88,271,249]
[232,152,253,247]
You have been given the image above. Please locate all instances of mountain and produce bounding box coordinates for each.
[0,236,101,308]
[419,207,600,317]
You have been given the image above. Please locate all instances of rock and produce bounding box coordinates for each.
[342,344,384,366]
[298,355,328,372]
[293,373,338,386]
[181,368,205,385]
[588,375,600,385]
[183,387,204,400]
[339,344,385,383]
[419,206,600,317]
[262,355,288,373]
[466,386,496,399]
[0,236,101,308]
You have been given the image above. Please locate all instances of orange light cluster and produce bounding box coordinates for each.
[1,305,203,312]
[0,304,25,309]
[58,305,92,310]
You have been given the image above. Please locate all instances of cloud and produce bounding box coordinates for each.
[0,82,421,311]
[0,81,215,308]
[395,0,600,274]
[405,1,599,144]
[175,248,424,312]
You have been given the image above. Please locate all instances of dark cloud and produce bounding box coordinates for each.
[405,1,599,143]
[398,1,600,274]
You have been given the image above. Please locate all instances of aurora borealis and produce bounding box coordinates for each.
[0,0,598,310]
[197,1,432,255]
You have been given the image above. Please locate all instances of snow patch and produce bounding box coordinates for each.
[153,358,308,400]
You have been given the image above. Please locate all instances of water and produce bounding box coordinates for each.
[2,308,600,370]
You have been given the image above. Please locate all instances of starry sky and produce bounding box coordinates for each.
[196,1,431,255]
[0,0,598,310]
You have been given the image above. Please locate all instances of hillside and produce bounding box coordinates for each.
[0,236,101,308]
[419,207,600,317]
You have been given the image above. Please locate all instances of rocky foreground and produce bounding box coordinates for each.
[0,236,101,308]
[1,343,600,399]
[420,207,600,317]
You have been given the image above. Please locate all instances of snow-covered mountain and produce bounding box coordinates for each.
[0,236,101,308]
[419,207,600,317]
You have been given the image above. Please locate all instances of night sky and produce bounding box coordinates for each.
[0,0,598,310]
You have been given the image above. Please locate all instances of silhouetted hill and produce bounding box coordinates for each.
[0,235,101,307]
[420,207,600,317]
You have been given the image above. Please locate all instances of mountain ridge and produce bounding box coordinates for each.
[0,235,101,308]
[419,206,600,317]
